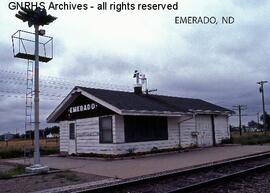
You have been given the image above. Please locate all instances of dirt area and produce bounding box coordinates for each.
[194,169,270,193]
[0,161,108,193]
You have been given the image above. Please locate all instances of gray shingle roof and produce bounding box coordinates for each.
[77,86,231,113]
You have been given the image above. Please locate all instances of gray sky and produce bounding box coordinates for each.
[0,0,269,134]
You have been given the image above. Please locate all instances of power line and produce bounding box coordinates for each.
[0,68,132,91]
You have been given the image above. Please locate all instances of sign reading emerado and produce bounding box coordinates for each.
[69,103,98,114]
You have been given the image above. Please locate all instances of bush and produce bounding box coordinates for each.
[127,148,136,155]
[0,149,24,159]
[40,147,59,155]
[151,146,159,153]
[221,138,233,144]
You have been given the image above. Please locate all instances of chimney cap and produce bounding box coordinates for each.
[134,85,142,95]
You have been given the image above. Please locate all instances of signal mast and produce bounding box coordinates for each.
[12,7,56,173]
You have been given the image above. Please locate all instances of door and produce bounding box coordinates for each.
[68,122,76,154]
[196,115,213,147]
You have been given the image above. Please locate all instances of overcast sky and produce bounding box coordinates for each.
[0,0,269,134]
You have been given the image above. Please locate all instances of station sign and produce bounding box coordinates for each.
[69,103,98,114]
[55,94,115,121]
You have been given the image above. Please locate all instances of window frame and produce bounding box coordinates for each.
[69,123,75,140]
[124,116,168,143]
[99,116,113,143]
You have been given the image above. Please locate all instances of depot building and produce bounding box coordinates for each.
[47,85,232,155]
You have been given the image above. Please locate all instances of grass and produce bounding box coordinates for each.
[0,139,59,159]
[222,131,270,145]
[0,139,58,149]
[234,135,270,145]
[0,165,25,179]
[0,147,59,159]
[53,171,80,182]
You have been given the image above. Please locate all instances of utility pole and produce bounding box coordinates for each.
[233,105,247,136]
[257,81,268,134]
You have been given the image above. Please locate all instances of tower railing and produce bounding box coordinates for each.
[12,30,53,63]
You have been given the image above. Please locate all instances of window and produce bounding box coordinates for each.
[99,116,113,143]
[124,116,168,142]
[69,123,75,140]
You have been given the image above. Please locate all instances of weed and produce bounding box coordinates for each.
[0,165,26,179]
[0,171,12,179]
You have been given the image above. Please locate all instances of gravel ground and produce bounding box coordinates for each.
[0,161,109,193]
[194,169,270,193]
[109,157,270,193]
[0,163,14,172]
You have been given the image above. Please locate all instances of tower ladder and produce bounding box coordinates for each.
[24,60,34,165]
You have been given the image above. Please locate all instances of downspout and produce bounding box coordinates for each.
[75,120,77,154]
[211,115,216,146]
[178,114,196,147]
[228,113,233,139]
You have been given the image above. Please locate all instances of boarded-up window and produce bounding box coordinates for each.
[99,116,113,143]
[124,116,168,142]
[69,123,75,140]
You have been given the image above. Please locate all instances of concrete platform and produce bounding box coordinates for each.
[6,145,270,179]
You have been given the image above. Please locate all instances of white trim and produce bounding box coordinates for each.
[189,109,231,115]
[47,89,78,123]
[47,87,123,123]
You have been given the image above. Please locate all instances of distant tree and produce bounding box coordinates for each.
[260,112,270,130]
[44,126,59,137]
[21,126,60,139]
[14,133,20,139]
[25,130,34,139]
[248,120,257,128]
[248,120,263,129]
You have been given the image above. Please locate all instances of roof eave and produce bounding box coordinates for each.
[47,87,123,123]
[120,110,188,117]
[188,109,232,115]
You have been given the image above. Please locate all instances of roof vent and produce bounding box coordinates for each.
[133,70,142,94]
[133,70,157,95]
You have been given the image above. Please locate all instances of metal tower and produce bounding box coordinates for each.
[12,7,56,173]
[24,59,33,165]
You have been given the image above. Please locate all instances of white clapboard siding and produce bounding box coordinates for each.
[114,115,125,143]
[214,115,229,143]
[179,117,197,148]
[59,121,69,153]
[59,114,230,155]
[196,115,213,147]
[76,117,100,154]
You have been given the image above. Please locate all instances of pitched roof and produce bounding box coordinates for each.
[77,86,231,113]
[47,86,232,123]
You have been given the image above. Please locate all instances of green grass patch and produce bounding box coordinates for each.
[0,147,59,159]
[0,149,24,159]
[53,171,80,182]
[0,165,25,179]
[235,135,270,145]
[222,134,270,145]
[40,147,59,155]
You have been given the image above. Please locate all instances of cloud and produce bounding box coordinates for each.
[0,0,270,131]
[0,42,14,65]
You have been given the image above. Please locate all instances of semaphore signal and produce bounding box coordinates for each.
[12,6,56,173]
